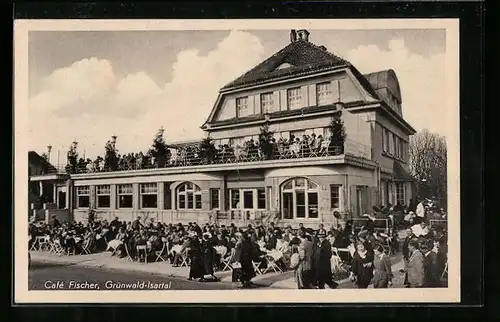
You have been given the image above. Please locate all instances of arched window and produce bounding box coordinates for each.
[177,182,202,210]
[281,177,319,219]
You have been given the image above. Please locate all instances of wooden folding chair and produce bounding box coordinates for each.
[441,262,448,279]
[124,243,135,262]
[155,239,169,262]
[52,239,66,256]
[80,238,93,255]
[262,254,283,274]
[180,248,191,267]
[136,245,148,263]
[37,236,51,251]
[221,248,235,271]
[252,259,263,275]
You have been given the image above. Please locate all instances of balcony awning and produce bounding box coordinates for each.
[393,161,414,182]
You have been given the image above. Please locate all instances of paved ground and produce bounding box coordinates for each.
[29,260,246,290]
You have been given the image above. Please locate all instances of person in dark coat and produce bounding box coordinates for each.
[402,228,416,287]
[234,232,258,288]
[188,233,205,281]
[421,239,441,287]
[201,233,218,281]
[313,231,338,289]
[350,242,374,288]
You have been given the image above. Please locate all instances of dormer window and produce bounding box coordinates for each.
[276,62,294,70]
[236,96,249,118]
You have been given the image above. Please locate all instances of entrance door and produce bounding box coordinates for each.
[58,191,66,209]
[282,192,293,219]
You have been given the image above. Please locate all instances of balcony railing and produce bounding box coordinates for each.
[38,138,371,175]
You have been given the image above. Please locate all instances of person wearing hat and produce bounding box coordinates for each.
[131,216,143,231]
[313,230,338,289]
[187,232,205,281]
[296,230,314,289]
[201,232,218,281]
[350,242,374,288]
[233,232,257,288]
[51,215,61,229]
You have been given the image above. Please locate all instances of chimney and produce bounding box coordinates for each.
[296,29,310,42]
[290,29,297,43]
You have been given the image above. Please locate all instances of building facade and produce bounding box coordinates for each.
[29,29,416,228]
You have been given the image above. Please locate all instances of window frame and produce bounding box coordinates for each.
[316,82,333,106]
[287,87,302,110]
[281,178,319,219]
[117,184,133,209]
[236,96,249,118]
[140,183,158,209]
[260,92,274,114]
[176,182,202,210]
[396,182,405,205]
[76,186,90,209]
[330,184,342,210]
[210,188,220,210]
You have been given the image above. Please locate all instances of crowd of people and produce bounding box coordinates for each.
[65,133,343,174]
[29,199,447,289]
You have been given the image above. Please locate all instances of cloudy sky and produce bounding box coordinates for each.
[27,28,446,163]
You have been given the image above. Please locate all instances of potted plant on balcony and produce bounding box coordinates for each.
[258,123,274,160]
[198,135,217,165]
[149,128,171,168]
[104,140,119,171]
[328,113,346,154]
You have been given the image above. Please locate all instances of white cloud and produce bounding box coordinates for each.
[28,30,265,163]
[344,38,447,138]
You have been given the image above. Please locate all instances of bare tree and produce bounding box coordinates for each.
[409,129,447,207]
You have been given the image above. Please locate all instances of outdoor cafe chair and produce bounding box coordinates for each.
[262,253,283,274]
[441,262,448,279]
[124,243,135,262]
[80,238,93,255]
[136,245,148,263]
[252,258,263,275]
[221,248,236,271]
[179,247,191,267]
[154,238,169,262]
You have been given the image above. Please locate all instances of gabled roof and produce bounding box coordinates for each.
[28,151,57,172]
[221,39,349,91]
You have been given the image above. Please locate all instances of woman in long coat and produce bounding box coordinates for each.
[314,232,338,289]
[350,242,374,288]
[201,233,218,281]
[234,232,257,288]
[188,233,205,281]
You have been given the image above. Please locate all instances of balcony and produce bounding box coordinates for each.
[55,138,372,176]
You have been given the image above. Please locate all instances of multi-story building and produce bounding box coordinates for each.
[28,29,416,228]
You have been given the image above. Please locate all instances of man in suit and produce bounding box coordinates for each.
[314,231,338,289]
[402,228,416,287]
[406,239,425,288]
[421,239,441,287]
[298,230,314,289]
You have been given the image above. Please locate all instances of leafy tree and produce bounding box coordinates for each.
[104,140,119,171]
[409,129,447,208]
[329,113,346,153]
[198,135,217,164]
[148,128,171,168]
[258,123,274,160]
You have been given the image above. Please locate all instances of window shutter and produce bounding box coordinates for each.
[248,95,255,115]
[308,84,316,106]
[273,91,280,113]
[300,86,308,108]
[280,90,287,111]
[254,95,261,114]
[349,185,357,217]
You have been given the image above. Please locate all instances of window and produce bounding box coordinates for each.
[257,188,266,209]
[382,128,388,152]
[210,189,220,210]
[330,185,341,209]
[396,182,405,205]
[243,190,254,209]
[236,97,250,118]
[316,82,332,106]
[117,184,133,208]
[394,135,399,158]
[140,183,157,209]
[287,87,302,110]
[164,183,172,210]
[177,182,202,210]
[281,178,319,219]
[76,186,90,208]
[388,132,394,155]
[260,92,274,114]
[230,189,240,209]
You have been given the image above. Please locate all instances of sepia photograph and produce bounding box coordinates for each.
[14,19,460,303]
